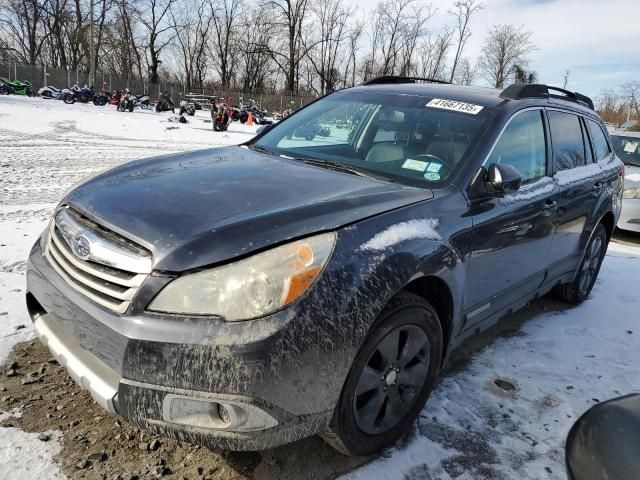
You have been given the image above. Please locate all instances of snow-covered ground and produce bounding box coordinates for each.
[0,96,258,479]
[1,95,639,479]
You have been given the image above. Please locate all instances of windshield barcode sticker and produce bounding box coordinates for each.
[426,98,484,115]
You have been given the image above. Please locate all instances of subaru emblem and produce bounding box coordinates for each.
[72,234,91,260]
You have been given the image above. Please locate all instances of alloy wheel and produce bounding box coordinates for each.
[578,235,603,295]
[353,324,430,435]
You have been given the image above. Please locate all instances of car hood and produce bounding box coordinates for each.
[65,146,433,271]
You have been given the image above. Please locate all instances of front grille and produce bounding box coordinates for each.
[44,208,151,314]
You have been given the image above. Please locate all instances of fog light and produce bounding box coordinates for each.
[161,394,278,432]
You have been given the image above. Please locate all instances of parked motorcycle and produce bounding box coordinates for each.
[155,92,175,113]
[237,98,271,125]
[0,79,11,95]
[93,88,112,106]
[212,97,233,132]
[179,100,196,116]
[291,120,327,141]
[117,90,136,112]
[134,94,150,110]
[109,90,122,105]
[0,78,34,96]
[38,85,62,99]
[62,84,100,105]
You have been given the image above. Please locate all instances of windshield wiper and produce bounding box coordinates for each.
[248,144,279,156]
[282,155,379,179]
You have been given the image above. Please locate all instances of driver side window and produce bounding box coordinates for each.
[486,110,547,185]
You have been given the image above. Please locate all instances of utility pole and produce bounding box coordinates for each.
[89,0,95,87]
[563,70,569,89]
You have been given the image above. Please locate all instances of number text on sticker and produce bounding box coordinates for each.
[426,98,484,115]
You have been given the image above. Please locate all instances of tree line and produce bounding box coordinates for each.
[0,0,539,95]
[597,82,640,128]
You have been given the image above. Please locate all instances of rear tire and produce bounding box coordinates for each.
[552,224,608,304]
[321,291,443,456]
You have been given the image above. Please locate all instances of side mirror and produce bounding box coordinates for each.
[487,163,522,195]
[256,124,273,135]
[468,163,521,200]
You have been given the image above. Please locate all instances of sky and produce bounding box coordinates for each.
[352,0,640,99]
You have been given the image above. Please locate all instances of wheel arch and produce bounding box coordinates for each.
[402,275,454,365]
[599,210,615,242]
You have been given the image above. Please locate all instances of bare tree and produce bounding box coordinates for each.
[260,0,310,94]
[305,0,352,95]
[453,56,475,85]
[0,0,50,64]
[170,0,212,90]
[417,27,453,81]
[210,0,242,87]
[513,63,536,84]
[448,0,482,83]
[478,23,536,88]
[368,0,432,77]
[138,0,176,83]
[619,81,640,120]
[343,17,363,88]
[236,5,273,91]
[105,0,144,78]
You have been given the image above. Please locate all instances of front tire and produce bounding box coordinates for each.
[322,291,443,456]
[553,224,608,304]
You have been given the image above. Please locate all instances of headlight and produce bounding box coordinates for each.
[148,232,336,320]
[622,187,640,199]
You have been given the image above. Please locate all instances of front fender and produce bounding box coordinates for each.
[310,206,467,351]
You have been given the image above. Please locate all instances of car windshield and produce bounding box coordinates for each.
[251,90,493,188]
[611,134,640,167]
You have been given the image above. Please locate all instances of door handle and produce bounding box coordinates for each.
[592,182,603,195]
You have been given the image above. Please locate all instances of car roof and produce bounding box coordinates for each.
[346,81,597,118]
[347,83,506,108]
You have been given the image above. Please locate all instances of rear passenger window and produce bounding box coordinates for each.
[548,111,586,171]
[586,120,611,161]
[486,110,546,185]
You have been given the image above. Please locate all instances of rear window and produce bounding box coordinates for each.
[548,111,586,171]
[252,91,493,188]
[587,120,611,162]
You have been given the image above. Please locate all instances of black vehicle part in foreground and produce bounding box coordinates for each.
[27,79,623,455]
[566,394,640,480]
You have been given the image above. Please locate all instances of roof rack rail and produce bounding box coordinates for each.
[500,83,594,110]
[362,76,451,86]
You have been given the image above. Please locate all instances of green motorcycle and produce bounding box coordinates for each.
[0,78,35,96]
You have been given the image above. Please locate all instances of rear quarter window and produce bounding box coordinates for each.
[548,111,586,171]
[586,120,611,162]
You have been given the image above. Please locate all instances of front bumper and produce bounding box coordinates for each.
[33,313,119,414]
[27,239,377,450]
[619,198,640,233]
